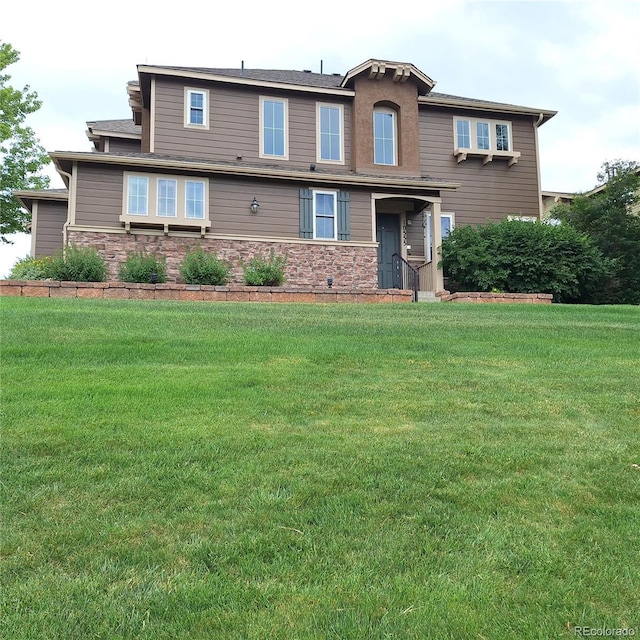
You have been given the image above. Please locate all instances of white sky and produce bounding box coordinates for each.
[1,0,639,276]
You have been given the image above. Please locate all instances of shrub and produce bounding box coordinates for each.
[118,251,167,283]
[440,219,611,303]
[242,250,287,286]
[8,255,51,280]
[179,248,230,285]
[46,245,108,282]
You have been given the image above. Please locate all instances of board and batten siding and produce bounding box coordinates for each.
[419,108,541,224]
[74,164,123,228]
[152,78,351,169]
[34,200,67,256]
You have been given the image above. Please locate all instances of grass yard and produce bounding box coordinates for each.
[1,298,639,639]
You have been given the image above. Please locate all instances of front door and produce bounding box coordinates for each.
[376,213,400,288]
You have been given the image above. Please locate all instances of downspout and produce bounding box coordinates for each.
[58,166,73,248]
[533,112,545,219]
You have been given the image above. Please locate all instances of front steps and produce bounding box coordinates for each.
[417,291,441,303]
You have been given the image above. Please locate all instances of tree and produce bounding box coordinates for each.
[552,160,640,304]
[440,219,610,303]
[0,41,50,242]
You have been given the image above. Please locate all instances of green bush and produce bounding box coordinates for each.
[45,245,108,282]
[179,248,230,285]
[8,255,51,280]
[118,251,167,284]
[440,219,611,303]
[242,250,287,286]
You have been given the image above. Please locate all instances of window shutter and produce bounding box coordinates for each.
[299,188,313,238]
[337,191,350,240]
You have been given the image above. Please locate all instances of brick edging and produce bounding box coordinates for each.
[439,291,553,304]
[0,280,413,303]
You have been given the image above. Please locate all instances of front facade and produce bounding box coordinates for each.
[16,59,555,291]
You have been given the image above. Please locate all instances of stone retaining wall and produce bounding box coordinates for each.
[0,280,412,303]
[440,291,553,303]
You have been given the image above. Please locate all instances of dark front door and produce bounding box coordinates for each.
[376,213,400,288]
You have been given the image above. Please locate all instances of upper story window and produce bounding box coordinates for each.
[122,173,209,232]
[374,108,397,166]
[453,117,519,165]
[184,89,209,129]
[260,97,288,159]
[317,103,344,164]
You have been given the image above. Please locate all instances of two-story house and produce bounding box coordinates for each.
[15,59,556,292]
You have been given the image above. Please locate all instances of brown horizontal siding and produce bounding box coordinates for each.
[34,201,67,256]
[152,78,352,170]
[210,177,371,242]
[75,165,123,228]
[420,107,541,224]
[108,138,142,153]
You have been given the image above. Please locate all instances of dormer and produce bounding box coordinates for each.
[343,60,435,176]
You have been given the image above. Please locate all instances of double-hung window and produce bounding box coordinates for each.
[260,97,288,159]
[317,103,343,163]
[185,181,205,219]
[313,191,337,240]
[157,179,177,217]
[185,89,209,128]
[374,108,396,165]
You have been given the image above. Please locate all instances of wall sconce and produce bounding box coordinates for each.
[327,276,334,288]
[250,197,260,214]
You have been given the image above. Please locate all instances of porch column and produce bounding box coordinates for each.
[430,201,445,292]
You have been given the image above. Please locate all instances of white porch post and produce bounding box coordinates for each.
[431,201,444,292]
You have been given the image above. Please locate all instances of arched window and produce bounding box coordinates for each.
[373,107,397,166]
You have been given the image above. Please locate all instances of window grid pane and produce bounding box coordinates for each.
[128,177,148,215]
[457,120,471,149]
[320,106,341,161]
[263,100,285,156]
[185,181,205,219]
[157,179,177,217]
[189,92,204,125]
[496,124,510,151]
[374,111,395,165]
[476,122,490,150]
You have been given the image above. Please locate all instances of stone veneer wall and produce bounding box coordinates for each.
[68,231,379,289]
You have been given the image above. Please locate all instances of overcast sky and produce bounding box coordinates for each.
[2,0,639,275]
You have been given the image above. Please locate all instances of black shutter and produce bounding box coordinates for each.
[337,191,350,241]
[299,188,313,238]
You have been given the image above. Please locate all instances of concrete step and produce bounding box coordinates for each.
[417,291,441,303]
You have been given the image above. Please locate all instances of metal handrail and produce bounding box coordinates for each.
[392,253,419,302]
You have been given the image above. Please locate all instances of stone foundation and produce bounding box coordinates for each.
[67,231,379,289]
[0,280,413,303]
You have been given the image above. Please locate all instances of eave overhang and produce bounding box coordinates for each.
[50,152,460,193]
[13,189,69,212]
[341,59,436,95]
[419,94,557,124]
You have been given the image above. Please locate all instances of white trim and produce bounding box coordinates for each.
[453,116,513,153]
[259,96,289,160]
[312,189,337,240]
[316,103,344,165]
[121,172,209,230]
[184,88,209,129]
[426,211,455,262]
[373,107,397,166]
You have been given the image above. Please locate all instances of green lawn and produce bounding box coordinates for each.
[1,298,638,639]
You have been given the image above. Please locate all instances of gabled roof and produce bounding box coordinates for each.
[341,59,436,95]
[13,188,69,212]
